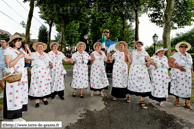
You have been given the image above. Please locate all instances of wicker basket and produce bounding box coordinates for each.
[4,62,23,83]
[4,73,22,83]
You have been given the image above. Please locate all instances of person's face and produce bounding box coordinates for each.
[102,32,109,38]
[84,36,88,39]
[52,44,58,51]
[157,50,164,57]
[179,44,187,53]
[37,44,43,52]
[135,42,142,49]
[15,39,22,49]
[0,40,7,48]
[119,43,125,50]
[78,44,84,51]
[95,43,101,51]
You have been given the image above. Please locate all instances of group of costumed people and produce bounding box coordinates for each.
[2,31,193,122]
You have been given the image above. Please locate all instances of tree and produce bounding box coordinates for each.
[148,0,194,58]
[90,6,135,47]
[37,0,57,51]
[127,0,149,41]
[38,25,48,46]
[0,33,9,40]
[24,0,35,46]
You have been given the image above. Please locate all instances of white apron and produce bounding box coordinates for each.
[112,51,128,88]
[170,51,193,98]
[4,47,28,110]
[48,51,66,92]
[149,55,170,98]
[28,52,51,97]
[90,51,109,89]
[71,51,90,89]
[128,50,152,93]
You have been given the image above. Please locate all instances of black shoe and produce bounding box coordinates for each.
[60,96,65,100]
[42,100,49,105]
[35,103,39,108]
[80,94,84,98]
[72,92,76,97]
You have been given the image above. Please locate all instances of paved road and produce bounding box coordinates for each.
[1,65,194,129]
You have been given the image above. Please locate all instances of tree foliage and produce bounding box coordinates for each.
[148,0,194,29]
[38,24,48,44]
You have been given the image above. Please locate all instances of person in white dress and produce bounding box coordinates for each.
[147,47,170,106]
[168,42,193,110]
[4,33,34,122]
[108,41,130,101]
[127,41,157,107]
[71,42,94,98]
[90,42,109,97]
[28,42,53,108]
[48,42,73,100]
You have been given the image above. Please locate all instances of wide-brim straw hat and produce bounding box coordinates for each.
[50,42,59,49]
[116,41,128,50]
[32,42,47,51]
[133,41,144,46]
[76,42,86,50]
[8,33,25,43]
[175,41,191,51]
[93,42,102,50]
[154,47,168,55]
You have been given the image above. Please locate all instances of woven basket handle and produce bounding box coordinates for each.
[7,62,17,73]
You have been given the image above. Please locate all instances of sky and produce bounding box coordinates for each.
[0,0,194,48]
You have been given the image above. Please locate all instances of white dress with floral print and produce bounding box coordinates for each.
[48,51,66,92]
[149,55,170,98]
[71,51,91,89]
[112,51,128,88]
[90,51,109,89]
[4,47,28,110]
[170,51,193,98]
[28,52,52,97]
[128,50,152,93]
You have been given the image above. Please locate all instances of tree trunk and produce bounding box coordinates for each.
[47,20,53,52]
[122,16,125,41]
[163,0,174,58]
[135,7,139,41]
[60,19,65,51]
[25,0,34,46]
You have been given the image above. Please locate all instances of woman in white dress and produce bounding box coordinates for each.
[4,33,34,122]
[90,42,109,97]
[71,42,94,98]
[127,41,157,107]
[28,42,53,108]
[108,41,129,101]
[168,42,193,110]
[48,42,73,100]
[147,47,170,106]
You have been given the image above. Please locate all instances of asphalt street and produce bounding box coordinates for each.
[1,65,194,129]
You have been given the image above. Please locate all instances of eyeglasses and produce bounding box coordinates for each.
[180,46,187,48]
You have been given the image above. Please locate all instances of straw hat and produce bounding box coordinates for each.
[32,42,47,51]
[50,42,59,49]
[154,47,168,55]
[116,41,128,50]
[76,42,86,50]
[133,41,144,46]
[175,41,191,51]
[8,33,25,43]
[93,42,102,50]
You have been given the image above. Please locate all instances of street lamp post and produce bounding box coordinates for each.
[152,34,158,53]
